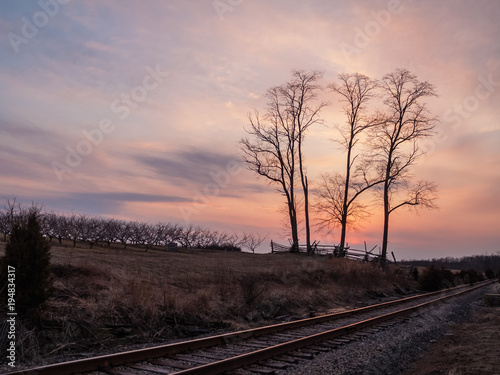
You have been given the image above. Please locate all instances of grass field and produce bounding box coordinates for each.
[0,240,416,364]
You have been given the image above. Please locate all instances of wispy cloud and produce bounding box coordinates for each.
[134,147,242,187]
[0,0,499,258]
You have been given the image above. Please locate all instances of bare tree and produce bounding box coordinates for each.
[66,213,87,247]
[1,197,21,241]
[0,202,267,254]
[289,70,326,253]
[129,222,153,251]
[101,218,121,247]
[316,73,383,249]
[373,68,439,262]
[83,217,106,249]
[179,225,204,249]
[40,212,58,243]
[0,210,9,242]
[314,172,373,238]
[240,70,325,252]
[116,220,132,249]
[53,214,67,244]
[240,232,267,253]
[163,223,183,246]
[219,232,241,250]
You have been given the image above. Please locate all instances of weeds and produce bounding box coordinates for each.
[0,243,416,365]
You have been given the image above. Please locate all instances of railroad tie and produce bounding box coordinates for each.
[288,351,315,360]
[309,345,331,352]
[150,358,193,369]
[320,341,341,349]
[104,367,139,375]
[259,360,290,369]
[274,355,299,364]
[245,366,276,374]
[127,363,172,374]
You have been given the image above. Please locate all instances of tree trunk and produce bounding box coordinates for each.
[303,176,311,253]
[340,214,347,251]
[340,136,353,251]
[298,129,311,254]
[288,201,299,253]
[381,179,390,264]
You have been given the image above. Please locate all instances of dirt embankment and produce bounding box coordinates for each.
[404,283,500,375]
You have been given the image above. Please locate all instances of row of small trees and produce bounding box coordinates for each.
[240,68,439,260]
[0,198,267,253]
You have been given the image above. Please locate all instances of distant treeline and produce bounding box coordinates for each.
[0,198,267,253]
[401,255,500,274]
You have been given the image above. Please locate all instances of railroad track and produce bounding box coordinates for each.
[7,280,494,375]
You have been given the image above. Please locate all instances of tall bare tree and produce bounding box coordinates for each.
[289,71,326,253]
[373,68,439,262]
[240,70,325,252]
[316,73,382,250]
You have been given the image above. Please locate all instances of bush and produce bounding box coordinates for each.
[459,269,484,285]
[238,274,266,305]
[411,267,419,281]
[419,265,455,291]
[1,208,53,318]
[485,268,495,279]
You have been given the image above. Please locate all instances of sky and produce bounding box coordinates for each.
[0,0,499,260]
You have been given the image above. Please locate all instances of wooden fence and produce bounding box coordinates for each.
[270,240,396,264]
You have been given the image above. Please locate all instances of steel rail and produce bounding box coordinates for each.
[167,281,494,375]
[5,280,493,375]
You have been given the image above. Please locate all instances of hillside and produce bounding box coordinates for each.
[0,239,416,367]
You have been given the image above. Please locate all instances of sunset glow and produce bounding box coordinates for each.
[1,0,499,259]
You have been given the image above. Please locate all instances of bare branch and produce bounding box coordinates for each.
[389,180,439,213]
[318,73,381,248]
[372,68,439,261]
[240,232,268,253]
[239,70,324,251]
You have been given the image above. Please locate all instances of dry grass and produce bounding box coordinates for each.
[0,240,415,364]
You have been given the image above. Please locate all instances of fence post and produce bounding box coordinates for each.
[391,251,398,265]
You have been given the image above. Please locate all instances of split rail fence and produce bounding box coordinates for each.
[270,240,397,264]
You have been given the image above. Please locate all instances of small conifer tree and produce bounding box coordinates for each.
[1,207,53,317]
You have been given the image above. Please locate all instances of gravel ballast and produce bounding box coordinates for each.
[281,284,493,375]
